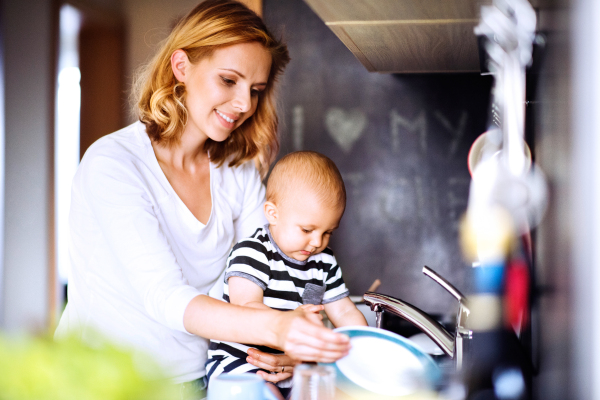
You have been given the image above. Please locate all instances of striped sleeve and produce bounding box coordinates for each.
[224,238,272,292]
[322,251,349,304]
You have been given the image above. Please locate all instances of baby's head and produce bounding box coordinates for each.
[265,151,346,261]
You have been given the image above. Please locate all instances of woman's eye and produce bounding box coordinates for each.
[220,76,235,85]
[301,228,311,233]
[251,87,266,97]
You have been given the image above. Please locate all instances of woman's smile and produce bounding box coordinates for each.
[215,109,238,126]
[173,41,272,144]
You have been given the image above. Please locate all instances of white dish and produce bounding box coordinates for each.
[321,326,441,398]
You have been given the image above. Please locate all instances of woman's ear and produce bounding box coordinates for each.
[264,201,278,225]
[171,49,189,82]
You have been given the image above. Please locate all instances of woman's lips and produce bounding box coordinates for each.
[215,109,237,128]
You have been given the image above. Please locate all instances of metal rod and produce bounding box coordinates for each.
[364,292,454,358]
[423,265,466,303]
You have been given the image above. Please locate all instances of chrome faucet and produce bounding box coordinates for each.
[364,266,472,369]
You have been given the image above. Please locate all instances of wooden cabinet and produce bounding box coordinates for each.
[303,0,487,73]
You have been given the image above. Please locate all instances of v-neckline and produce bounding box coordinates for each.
[140,124,214,227]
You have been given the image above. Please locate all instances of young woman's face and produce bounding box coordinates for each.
[174,42,272,143]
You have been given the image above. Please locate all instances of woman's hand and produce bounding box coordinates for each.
[273,305,350,363]
[247,348,297,383]
[184,296,349,363]
[248,305,332,383]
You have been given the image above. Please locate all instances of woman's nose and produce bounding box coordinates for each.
[232,88,252,113]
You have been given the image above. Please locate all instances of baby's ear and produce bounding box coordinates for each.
[264,201,278,224]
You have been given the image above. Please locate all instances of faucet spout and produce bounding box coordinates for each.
[364,291,455,358]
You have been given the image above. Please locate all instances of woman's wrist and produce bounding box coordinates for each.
[184,295,284,347]
[269,309,290,350]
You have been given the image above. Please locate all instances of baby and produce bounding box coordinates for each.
[205,151,367,399]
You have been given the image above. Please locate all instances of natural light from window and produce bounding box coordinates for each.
[55,4,81,286]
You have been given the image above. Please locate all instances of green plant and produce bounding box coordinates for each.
[0,334,183,400]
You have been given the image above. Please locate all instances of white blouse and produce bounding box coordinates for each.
[55,121,267,383]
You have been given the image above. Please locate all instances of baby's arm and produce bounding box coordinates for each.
[228,277,270,310]
[297,304,325,315]
[324,297,368,328]
[229,278,327,318]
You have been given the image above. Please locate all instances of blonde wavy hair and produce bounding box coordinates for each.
[133,0,290,177]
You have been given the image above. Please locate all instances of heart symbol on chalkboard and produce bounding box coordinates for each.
[325,107,367,154]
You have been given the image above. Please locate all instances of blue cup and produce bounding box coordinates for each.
[207,373,279,400]
[473,262,505,294]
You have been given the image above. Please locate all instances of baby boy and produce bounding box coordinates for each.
[205,151,367,399]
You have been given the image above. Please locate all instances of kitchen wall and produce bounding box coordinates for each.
[264,0,493,316]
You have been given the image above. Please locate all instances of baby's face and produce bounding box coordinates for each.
[269,191,344,262]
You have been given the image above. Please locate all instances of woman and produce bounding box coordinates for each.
[55,0,349,391]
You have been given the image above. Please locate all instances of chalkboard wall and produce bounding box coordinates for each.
[264,0,493,315]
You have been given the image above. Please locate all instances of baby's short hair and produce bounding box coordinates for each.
[266,151,346,210]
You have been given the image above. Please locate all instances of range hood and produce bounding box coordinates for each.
[303,0,543,73]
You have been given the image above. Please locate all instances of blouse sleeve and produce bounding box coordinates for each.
[232,161,267,243]
[79,153,202,334]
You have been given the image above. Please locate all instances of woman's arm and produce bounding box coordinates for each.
[183,294,350,362]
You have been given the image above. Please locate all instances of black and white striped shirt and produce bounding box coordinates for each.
[205,225,349,387]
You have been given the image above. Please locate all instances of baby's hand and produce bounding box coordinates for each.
[296,304,325,318]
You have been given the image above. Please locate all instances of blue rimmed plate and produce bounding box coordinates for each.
[320,326,442,399]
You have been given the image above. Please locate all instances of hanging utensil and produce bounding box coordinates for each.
[466,0,548,240]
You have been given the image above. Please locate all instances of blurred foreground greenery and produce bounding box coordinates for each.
[0,333,185,400]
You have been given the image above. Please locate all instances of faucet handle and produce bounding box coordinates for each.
[424,266,471,333]
[423,266,467,303]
